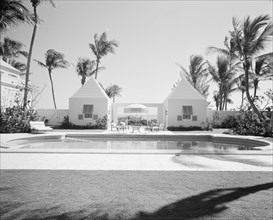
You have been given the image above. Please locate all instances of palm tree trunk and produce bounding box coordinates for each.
[23,5,37,110]
[253,80,258,101]
[81,76,86,85]
[95,59,99,79]
[113,96,115,103]
[219,88,223,111]
[48,69,57,109]
[244,59,264,119]
[240,91,245,110]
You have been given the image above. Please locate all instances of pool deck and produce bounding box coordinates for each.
[0,129,272,172]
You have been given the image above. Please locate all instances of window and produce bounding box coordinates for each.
[83,104,93,118]
[177,115,182,121]
[182,106,193,120]
[78,114,83,120]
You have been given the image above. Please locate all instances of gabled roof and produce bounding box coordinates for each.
[70,76,109,99]
[165,74,206,101]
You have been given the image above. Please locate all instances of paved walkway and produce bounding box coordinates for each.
[1,130,272,171]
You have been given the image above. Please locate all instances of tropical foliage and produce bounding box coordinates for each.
[177,55,210,99]
[89,31,118,79]
[105,84,122,103]
[34,49,69,109]
[0,105,38,133]
[0,0,32,33]
[208,56,241,110]
[229,15,273,119]
[76,58,105,85]
[0,37,28,72]
[0,37,28,62]
[23,0,55,109]
[251,55,273,100]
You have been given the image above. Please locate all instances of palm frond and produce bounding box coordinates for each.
[207,46,230,57]
[33,59,46,68]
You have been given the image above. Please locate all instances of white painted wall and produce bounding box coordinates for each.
[166,99,207,127]
[36,109,69,126]
[69,97,109,126]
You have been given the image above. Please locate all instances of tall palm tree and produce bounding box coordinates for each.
[207,36,239,65]
[0,37,28,63]
[230,15,272,119]
[76,58,105,85]
[89,32,118,79]
[251,56,273,100]
[208,56,241,110]
[0,0,32,34]
[177,55,210,99]
[34,49,69,109]
[23,0,55,109]
[105,84,122,103]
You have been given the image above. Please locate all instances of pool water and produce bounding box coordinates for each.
[14,137,261,154]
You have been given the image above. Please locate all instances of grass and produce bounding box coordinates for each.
[0,170,272,220]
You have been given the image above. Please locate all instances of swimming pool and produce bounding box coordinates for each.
[5,134,270,155]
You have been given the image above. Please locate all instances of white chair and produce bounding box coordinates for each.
[30,121,53,133]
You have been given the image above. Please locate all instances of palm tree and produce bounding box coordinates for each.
[105,84,122,103]
[89,32,118,79]
[230,15,272,119]
[34,49,69,109]
[76,58,105,85]
[177,55,210,99]
[9,59,27,72]
[208,56,241,110]
[0,37,28,63]
[0,0,32,34]
[251,56,273,100]
[23,0,55,109]
[207,36,239,65]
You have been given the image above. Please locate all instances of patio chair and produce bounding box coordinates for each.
[30,121,53,133]
[118,122,126,132]
[158,123,165,131]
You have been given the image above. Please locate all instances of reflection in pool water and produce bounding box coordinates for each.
[16,138,262,153]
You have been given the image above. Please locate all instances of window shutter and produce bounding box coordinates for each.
[177,115,182,121]
[192,115,197,121]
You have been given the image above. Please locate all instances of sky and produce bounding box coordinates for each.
[6,0,273,110]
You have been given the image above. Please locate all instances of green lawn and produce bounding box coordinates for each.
[0,170,272,220]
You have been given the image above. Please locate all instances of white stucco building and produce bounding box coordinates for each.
[0,59,25,108]
[69,77,111,126]
[163,74,207,127]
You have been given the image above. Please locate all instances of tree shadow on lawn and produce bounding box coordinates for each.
[0,182,272,220]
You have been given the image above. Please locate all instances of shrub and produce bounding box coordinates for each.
[57,115,108,130]
[167,126,203,131]
[212,111,222,128]
[95,115,108,129]
[231,110,272,137]
[0,106,38,133]
[221,115,238,128]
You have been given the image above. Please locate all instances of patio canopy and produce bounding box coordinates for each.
[124,104,149,114]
